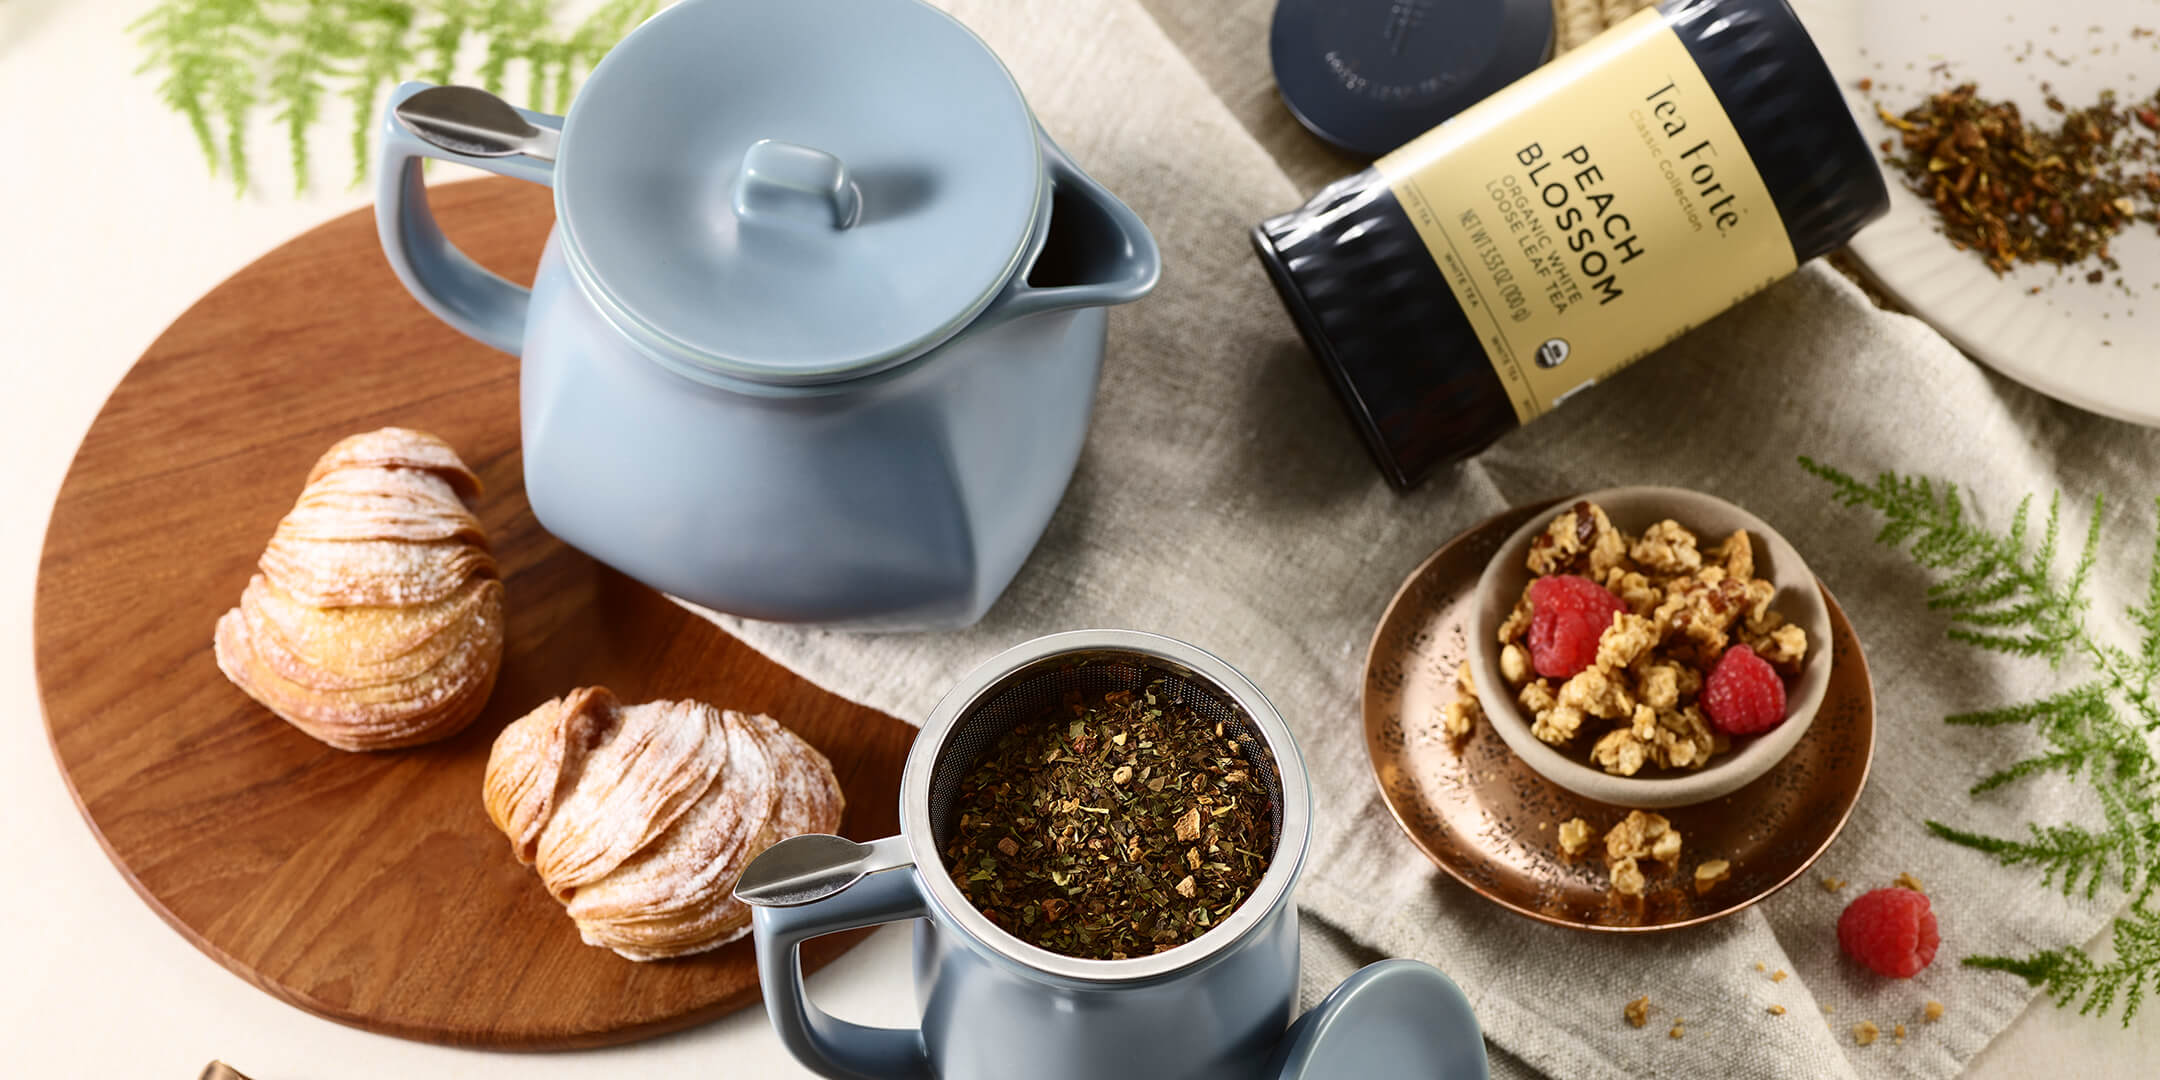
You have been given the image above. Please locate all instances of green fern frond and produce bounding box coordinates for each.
[132,2,225,171]
[556,0,663,110]
[2131,498,2160,675]
[1970,751,2091,795]
[522,37,562,113]
[344,1,418,188]
[1946,626,2077,659]
[1811,458,2160,1024]
[1797,458,2090,666]
[1926,820,2141,900]
[1930,572,2023,617]
[1966,905,2160,1023]
[2070,499,2104,611]
[133,0,272,192]
[476,0,549,97]
[1946,683,2110,727]
[420,0,475,86]
[136,0,660,194]
[1947,597,2054,628]
[266,0,364,193]
[214,27,266,195]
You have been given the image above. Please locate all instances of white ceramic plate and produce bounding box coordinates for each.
[1795,0,2160,426]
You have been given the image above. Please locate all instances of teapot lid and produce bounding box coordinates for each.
[554,0,1044,384]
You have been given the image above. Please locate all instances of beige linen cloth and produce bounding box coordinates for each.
[709,0,2160,1075]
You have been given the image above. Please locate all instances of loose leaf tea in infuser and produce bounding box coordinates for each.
[942,683,1275,960]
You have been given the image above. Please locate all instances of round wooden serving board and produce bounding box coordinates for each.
[32,178,917,1050]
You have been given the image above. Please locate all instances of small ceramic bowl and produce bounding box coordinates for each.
[1466,487,1832,809]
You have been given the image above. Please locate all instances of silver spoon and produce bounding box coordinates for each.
[735,833,913,907]
[393,85,560,163]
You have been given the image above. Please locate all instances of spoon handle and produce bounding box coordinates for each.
[858,834,915,877]
[393,85,558,162]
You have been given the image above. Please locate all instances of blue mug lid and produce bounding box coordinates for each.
[1269,959,1489,1080]
[555,0,1043,384]
[1269,0,1554,157]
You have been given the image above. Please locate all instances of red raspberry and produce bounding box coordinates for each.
[1838,887,1940,978]
[1702,645,1787,735]
[1526,575,1628,679]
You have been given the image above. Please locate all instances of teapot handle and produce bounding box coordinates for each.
[374,81,558,356]
[752,863,934,1080]
[980,132,1161,326]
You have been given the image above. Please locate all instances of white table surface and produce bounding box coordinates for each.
[1,1,2154,1076]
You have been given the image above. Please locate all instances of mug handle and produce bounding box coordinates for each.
[753,865,935,1080]
[374,81,559,356]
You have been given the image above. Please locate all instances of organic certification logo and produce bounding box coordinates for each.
[1535,338,1571,369]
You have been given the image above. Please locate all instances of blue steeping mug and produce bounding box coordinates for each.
[374,0,1159,631]
[734,630,1493,1080]
[739,631,1313,1080]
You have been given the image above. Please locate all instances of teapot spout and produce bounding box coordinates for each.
[979,133,1160,326]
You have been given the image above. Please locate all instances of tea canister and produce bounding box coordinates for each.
[735,630,1489,1080]
[1252,0,1886,490]
[374,0,1160,630]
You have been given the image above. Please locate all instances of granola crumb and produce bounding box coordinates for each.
[1669,1023,1685,1039]
[1590,726,1649,775]
[1610,856,1647,897]
[1824,1005,1836,1015]
[1500,642,1531,685]
[1441,698,1480,739]
[1649,827,1683,864]
[1821,876,1847,892]
[1853,1020,1880,1046]
[1894,871,1925,894]
[1894,1022,1907,1041]
[1754,962,1766,972]
[1768,1004,1787,1016]
[1558,817,1593,857]
[1603,810,1674,862]
[1924,1000,1945,1022]
[1771,969,1788,983]
[1695,859,1731,894]
[1625,994,1651,1028]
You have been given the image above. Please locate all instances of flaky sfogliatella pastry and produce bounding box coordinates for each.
[213,428,504,751]
[483,688,844,960]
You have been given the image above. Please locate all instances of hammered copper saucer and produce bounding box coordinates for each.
[1364,502,1875,932]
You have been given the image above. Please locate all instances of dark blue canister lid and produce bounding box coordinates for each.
[1269,0,1554,157]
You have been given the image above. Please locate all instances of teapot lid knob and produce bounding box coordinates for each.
[732,140,862,230]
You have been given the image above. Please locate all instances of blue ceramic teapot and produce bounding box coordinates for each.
[374,0,1159,630]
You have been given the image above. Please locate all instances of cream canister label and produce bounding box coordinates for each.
[1375,7,1796,423]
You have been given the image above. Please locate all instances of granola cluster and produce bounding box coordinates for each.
[1497,501,1808,776]
[1558,810,1705,899]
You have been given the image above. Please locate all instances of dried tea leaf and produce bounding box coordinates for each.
[942,682,1274,959]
